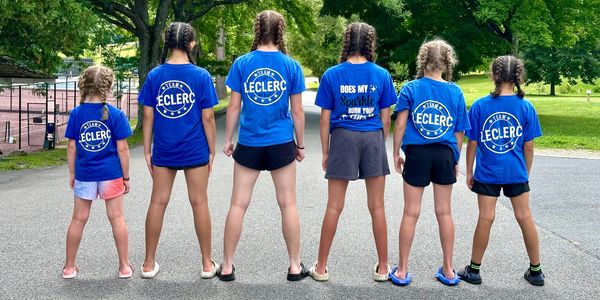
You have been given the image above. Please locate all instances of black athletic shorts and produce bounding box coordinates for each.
[402,143,456,187]
[154,161,209,170]
[233,141,296,171]
[471,180,530,197]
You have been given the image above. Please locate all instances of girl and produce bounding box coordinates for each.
[309,22,396,282]
[63,65,132,279]
[391,39,470,286]
[138,22,219,279]
[458,55,544,286]
[221,10,307,281]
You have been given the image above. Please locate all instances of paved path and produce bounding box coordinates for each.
[1,94,599,299]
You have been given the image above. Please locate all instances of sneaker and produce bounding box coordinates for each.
[458,265,482,285]
[524,268,544,286]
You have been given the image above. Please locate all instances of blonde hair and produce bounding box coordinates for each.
[78,65,114,121]
[416,38,458,81]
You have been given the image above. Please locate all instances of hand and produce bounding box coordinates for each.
[145,152,153,177]
[208,153,215,175]
[321,153,328,172]
[394,154,405,174]
[296,148,305,162]
[69,175,75,189]
[223,141,234,157]
[123,180,130,194]
[466,173,474,190]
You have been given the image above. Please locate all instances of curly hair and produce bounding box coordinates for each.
[340,22,377,63]
[490,55,526,98]
[251,10,287,54]
[161,22,197,64]
[416,38,458,81]
[78,65,114,121]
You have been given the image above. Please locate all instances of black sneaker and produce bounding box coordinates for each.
[458,265,482,285]
[524,268,544,286]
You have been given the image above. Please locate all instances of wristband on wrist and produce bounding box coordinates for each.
[296,145,305,149]
[123,177,130,181]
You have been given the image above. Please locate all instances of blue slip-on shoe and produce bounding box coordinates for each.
[435,267,460,286]
[389,266,412,286]
[457,265,482,285]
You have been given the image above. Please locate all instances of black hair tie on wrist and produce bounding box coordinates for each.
[296,145,305,149]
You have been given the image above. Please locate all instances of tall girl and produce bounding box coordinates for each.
[138,22,218,279]
[221,10,307,281]
[309,22,396,282]
[63,65,132,279]
[391,39,470,286]
[458,55,544,286]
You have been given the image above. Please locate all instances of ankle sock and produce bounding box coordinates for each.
[469,261,481,274]
[530,263,542,275]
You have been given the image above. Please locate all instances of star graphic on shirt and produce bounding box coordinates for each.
[370,85,377,92]
[420,128,425,132]
[170,112,175,116]
[254,74,259,77]
[506,117,511,121]
[427,132,432,136]
[183,107,187,111]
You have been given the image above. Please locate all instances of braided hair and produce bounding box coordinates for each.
[491,55,526,98]
[250,10,288,54]
[78,65,114,121]
[339,22,377,63]
[161,22,197,64]
[415,38,458,81]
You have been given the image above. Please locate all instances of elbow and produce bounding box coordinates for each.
[292,108,304,121]
[382,119,391,130]
[117,142,129,154]
[524,141,534,152]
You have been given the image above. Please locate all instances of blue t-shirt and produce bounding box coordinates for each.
[138,63,219,167]
[395,77,471,162]
[315,62,397,132]
[225,50,305,147]
[65,103,132,181]
[467,95,542,184]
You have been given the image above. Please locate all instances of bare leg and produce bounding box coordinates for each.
[469,195,498,264]
[221,162,260,275]
[433,183,456,278]
[395,182,424,279]
[510,192,540,265]
[64,197,92,274]
[270,162,302,274]
[105,195,131,274]
[143,166,177,272]
[365,176,388,274]
[184,165,213,272]
[316,179,349,274]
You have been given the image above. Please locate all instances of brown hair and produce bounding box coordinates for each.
[416,38,458,81]
[161,22,197,64]
[78,65,114,121]
[340,22,377,63]
[251,10,287,54]
[491,55,525,98]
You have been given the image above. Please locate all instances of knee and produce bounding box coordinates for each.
[434,207,451,219]
[72,211,90,225]
[107,209,124,223]
[403,207,420,220]
[514,209,533,224]
[230,195,251,213]
[478,211,495,224]
[367,200,384,215]
[189,195,208,207]
[326,203,344,216]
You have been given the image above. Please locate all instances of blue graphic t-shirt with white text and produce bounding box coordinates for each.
[467,95,542,184]
[395,77,470,162]
[138,63,219,167]
[225,50,305,147]
[65,103,132,181]
[315,61,397,132]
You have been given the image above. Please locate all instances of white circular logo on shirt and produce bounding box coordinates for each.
[79,120,111,152]
[244,68,287,106]
[156,80,195,119]
[412,100,454,139]
[480,112,522,154]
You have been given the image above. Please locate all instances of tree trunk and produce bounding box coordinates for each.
[215,17,228,100]
[550,82,556,96]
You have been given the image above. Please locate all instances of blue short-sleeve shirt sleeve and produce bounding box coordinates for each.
[315,73,334,110]
[225,60,242,93]
[289,62,306,95]
[523,104,542,141]
[380,73,397,109]
[138,72,155,107]
[112,110,132,140]
[455,93,471,132]
[466,103,479,141]
[200,72,219,109]
[395,85,411,112]
[65,110,77,139]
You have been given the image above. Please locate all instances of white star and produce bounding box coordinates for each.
[170,112,174,116]
[420,128,425,132]
[254,74,258,77]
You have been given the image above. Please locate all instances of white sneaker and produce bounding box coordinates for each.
[141,262,160,279]
[200,260,219,279]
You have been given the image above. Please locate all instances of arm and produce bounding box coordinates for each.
[454,131,465,177]
[466,140,477,189]
[202,107,217,174]
[380,108,391,140]
[392,110,408,173]
[223,92,241,156]
[524,140,535,175]
[116,139,130,193]
[290,93,305,162]
[320,109,331,171]
[67,139,76,188]
[142,106,154,176]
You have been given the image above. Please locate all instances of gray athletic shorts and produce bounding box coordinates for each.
[325,128,390,180]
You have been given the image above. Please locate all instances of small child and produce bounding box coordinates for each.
[391,39,470,286]
[63,65,133,279]
[458,55,544,286]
